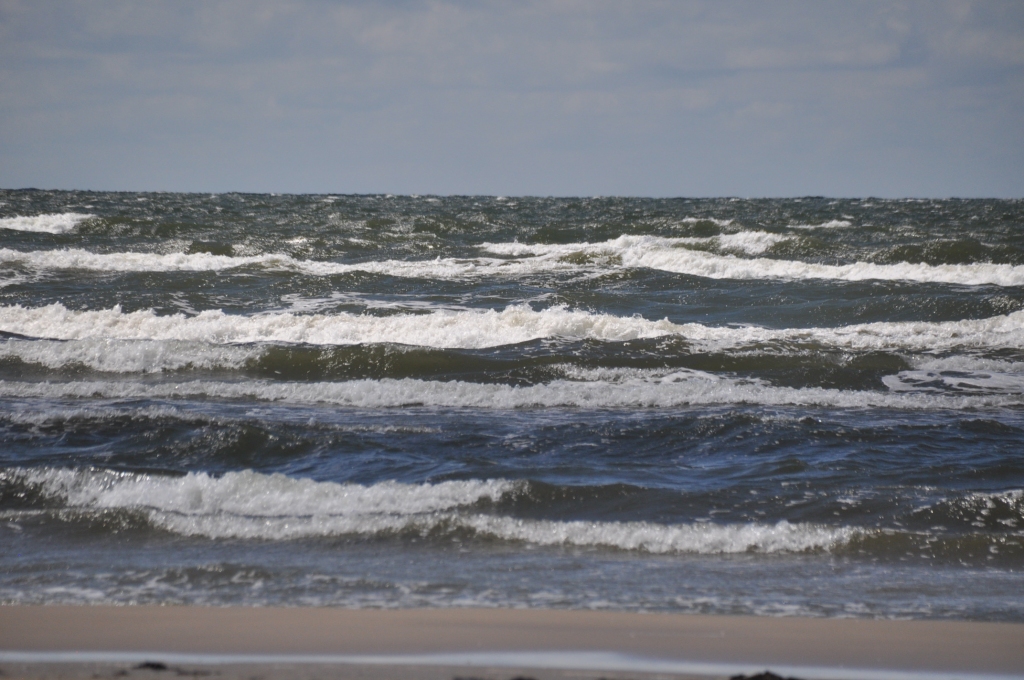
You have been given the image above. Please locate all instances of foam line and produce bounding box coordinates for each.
[0,375,1020,410]
[2,303,1023,353]
[481,235,1024,286]
[5,231,1024,285]
[0,247,570,279]
[0,303,678,349]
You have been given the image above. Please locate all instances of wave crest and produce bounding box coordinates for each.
[2,303,1023,353]
[4,467,851,552]
[5,230,1024,285]
[1,375,1020,410]
[0,213,92,234]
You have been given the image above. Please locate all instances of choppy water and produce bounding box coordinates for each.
[1,191,1023,619]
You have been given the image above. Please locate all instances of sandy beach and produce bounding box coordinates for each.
[1,606,1022,680]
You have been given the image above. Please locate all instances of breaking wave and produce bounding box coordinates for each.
[4,467,854,552]
[0,338,258,373]
[5,231,1024,285]
[0,213,93,234]
[2,303,1023,353]
[0,247,567,279]
[481,235,1024,286]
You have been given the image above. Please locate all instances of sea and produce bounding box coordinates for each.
[1,190,1022,621]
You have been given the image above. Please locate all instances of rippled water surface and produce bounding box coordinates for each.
[1,191,1022,619]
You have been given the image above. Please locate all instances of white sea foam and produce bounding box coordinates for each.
[553,365,723,384]
[0,247,572,279]
[888,355,1024,395]
[482,234,787,258]
[10,467,851,552]
[789,220,853,229]
[680,216,734,227]
[279,292,478,315]
[2,303,1024,354]
[17,468,515,518]
[0,375,1019,410]
[882,369,1024,395]
[910,355,1024,374]
[0,338,257,373]
[686,310,1024,353]
[0,213,93,234]
[0,248,319,274]
[8,231,1024,286]
[461,515,850,554]
[499,231,784,256]
[712,231,786,254]
[481,235,1024,286]
[0,303,681,349]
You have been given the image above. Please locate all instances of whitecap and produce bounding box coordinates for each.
[0,303,681,349]
[0,213,93,234]
[0,248,572,279]
[680,217,733,227]
[15,467,515,518]
[0,338,257,373]
[482,235,1024,286]
[789,220,853,229]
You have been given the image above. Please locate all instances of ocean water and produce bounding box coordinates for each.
[1,191,1022,620]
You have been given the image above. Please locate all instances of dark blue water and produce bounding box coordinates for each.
[1,191,1022,619]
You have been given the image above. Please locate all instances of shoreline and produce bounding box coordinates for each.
[1,607,1022,680]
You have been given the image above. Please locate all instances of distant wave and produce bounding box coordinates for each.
[481,235,1024,286]
[788,219,853,229]
[5,231,1024,285]
[0,247,568,279]
[0,213,92,234]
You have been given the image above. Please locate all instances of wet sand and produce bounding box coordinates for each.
[1,606,1022,680]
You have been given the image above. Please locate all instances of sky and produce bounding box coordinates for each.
[1,1,1022,197]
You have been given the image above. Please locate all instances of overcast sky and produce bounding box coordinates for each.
[1,1,1022,197]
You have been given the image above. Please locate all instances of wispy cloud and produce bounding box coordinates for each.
[1,0,1021,196]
